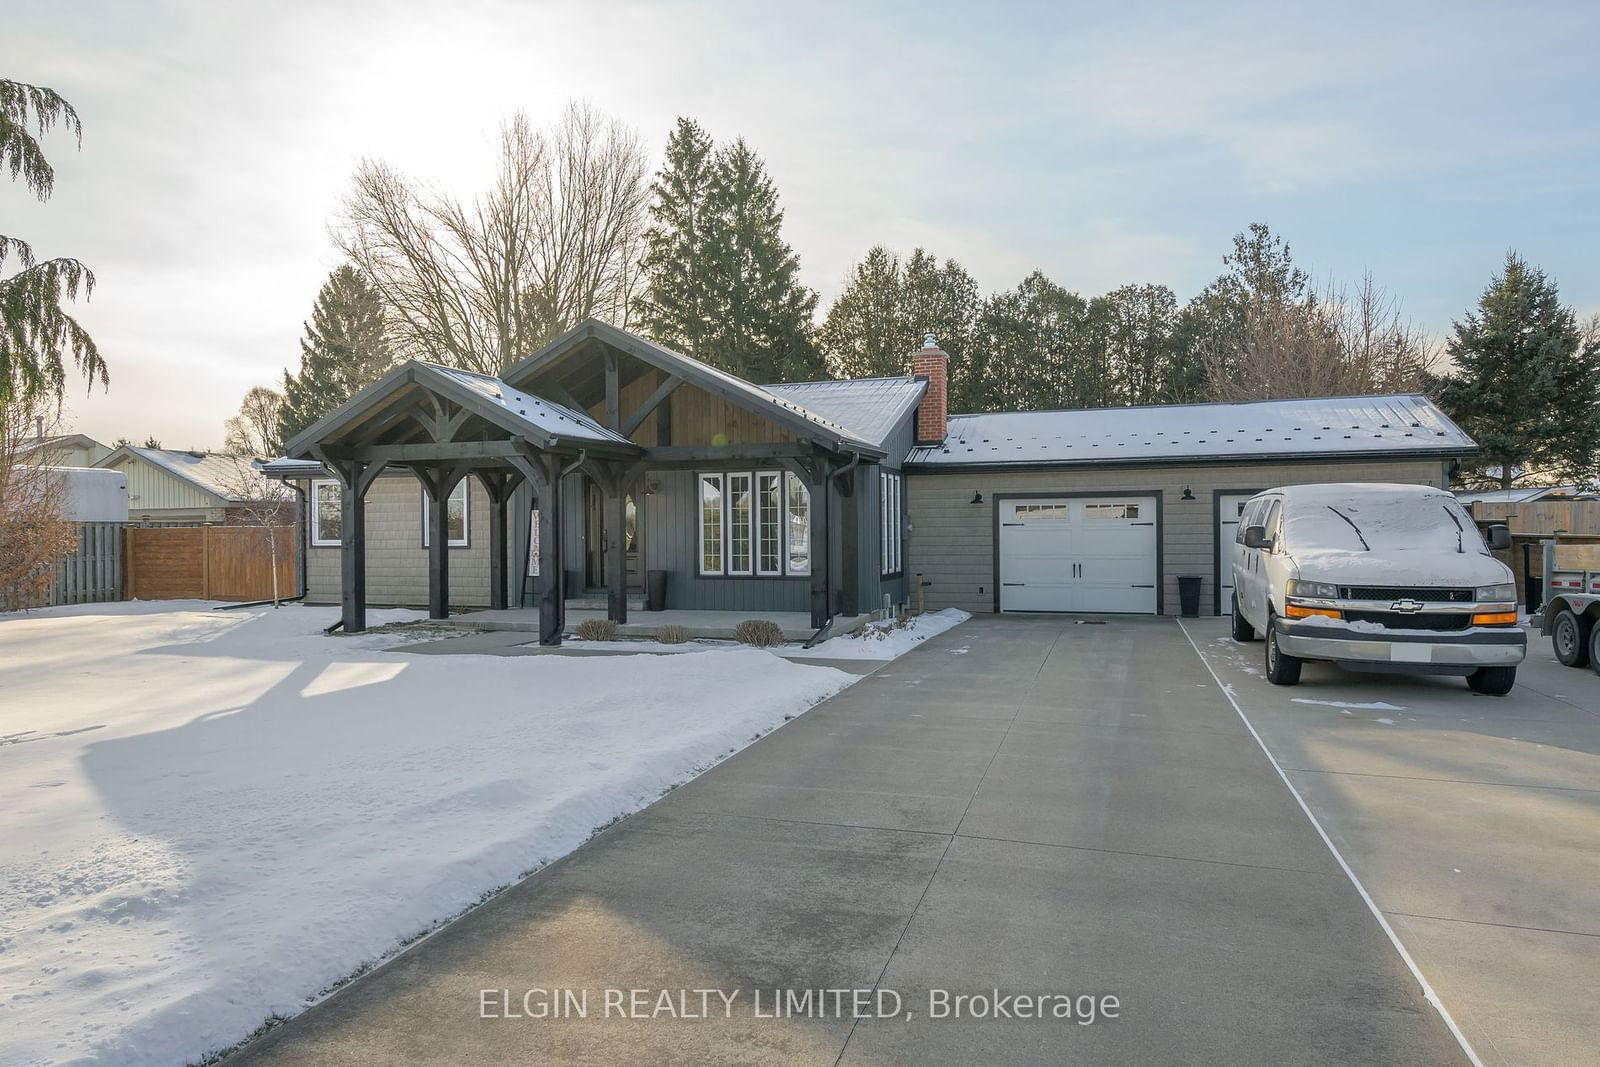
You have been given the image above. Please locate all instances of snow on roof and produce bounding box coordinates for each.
[763,376,926,448]
[108,447,276,501]
[424,364,634,446]
[906,394,1475,468]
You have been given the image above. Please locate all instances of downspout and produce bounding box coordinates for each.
[216,478,311,612]
[802,452,863,648]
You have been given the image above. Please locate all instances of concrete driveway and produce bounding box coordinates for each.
[233,616,1465,1065]
[1184,618,1600,1065]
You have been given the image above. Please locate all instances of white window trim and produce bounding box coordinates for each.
[784,471,811,577]
[727,472,753,575]
[881,470,902,576]
[698,472,725,576]
[420,478,470,548]
[310,478,342,547]
[755,470,783,576]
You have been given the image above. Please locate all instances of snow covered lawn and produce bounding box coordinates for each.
[0,602,857,1066]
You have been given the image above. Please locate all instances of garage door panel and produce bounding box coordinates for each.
[998,496,1158,615]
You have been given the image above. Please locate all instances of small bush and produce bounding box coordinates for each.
[573,619,619,641]
[733,618,785,647]
[655,624,690,644]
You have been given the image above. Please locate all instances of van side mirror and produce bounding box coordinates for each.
[1243,525,1271,550]
[1486,524,1511,551]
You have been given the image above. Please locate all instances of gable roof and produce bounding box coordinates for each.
[20,433,107,458]
[906,394,1476,470]
[503,319,885,457]
[763,376,926,449]
[96,446,274,501]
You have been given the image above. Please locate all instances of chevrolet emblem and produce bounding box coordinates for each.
[1391,598,1425,613]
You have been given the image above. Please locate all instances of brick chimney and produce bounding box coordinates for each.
[911,333,949,444]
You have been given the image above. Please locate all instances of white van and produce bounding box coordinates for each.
[1230,483,1524,694]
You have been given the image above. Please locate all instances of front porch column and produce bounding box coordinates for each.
[809,465,831,628]
[341,474,368,633]
[838,464,860,617]
[537,456,565,645]
[421,466,468,621]
[605,473,627,624]
[483,472,512,611]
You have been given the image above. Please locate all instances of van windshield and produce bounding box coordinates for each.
[1281,493,1485,555]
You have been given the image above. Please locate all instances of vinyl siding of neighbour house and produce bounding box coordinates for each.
[304,472,493,607]
[905,457,1453,616]
[106,454,230,523]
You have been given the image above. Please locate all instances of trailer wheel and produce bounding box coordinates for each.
[1589,623,1600,678]
[1551,609,1591,668]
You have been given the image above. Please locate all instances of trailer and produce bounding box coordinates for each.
[1538,538,1600,671]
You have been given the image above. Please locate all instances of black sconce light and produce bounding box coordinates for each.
[1181,485,1195,501]
[971,491,984,505]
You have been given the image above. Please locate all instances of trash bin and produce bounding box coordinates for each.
[646,569,668,612]
[1177,575,1203,618]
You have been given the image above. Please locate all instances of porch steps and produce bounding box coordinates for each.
[562,595,647,611]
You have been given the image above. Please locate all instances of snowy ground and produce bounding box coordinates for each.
[0,602,869,1067]
[777,608,972,660]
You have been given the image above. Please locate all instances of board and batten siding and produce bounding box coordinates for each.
[906,458,1452,616]
[110,455,227,521]
[305,472,494,607]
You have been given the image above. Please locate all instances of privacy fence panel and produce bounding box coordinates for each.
[48,522,126,606]
[125,525,297,602]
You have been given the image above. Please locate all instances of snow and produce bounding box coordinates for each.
[778,609,972,660]
[1292,698,1409,711]
[1274,483,1491,558]
[0,603,855,1067]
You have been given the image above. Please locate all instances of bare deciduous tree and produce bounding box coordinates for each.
[337,102,648,374]
[0,397,79,610]
[1204,272,1438,403]
[215,457,295,607]
[223,385,284,457]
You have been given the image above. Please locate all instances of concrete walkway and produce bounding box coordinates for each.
[233,616,1464,1065]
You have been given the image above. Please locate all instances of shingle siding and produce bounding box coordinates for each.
[906,458,1451,616]
[305,473,493,607]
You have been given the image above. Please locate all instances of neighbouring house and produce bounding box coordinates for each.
[19,432,112,468]
[265,319,1477,642]
[94,446,278,524]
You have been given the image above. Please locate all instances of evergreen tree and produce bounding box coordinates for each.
[699,138,820,382]
[637,118,717,356]
[1432,253,1600,489]
[1096,284,1188,404]
[278,265,391,445]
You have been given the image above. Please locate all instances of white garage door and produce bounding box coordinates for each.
[998,497,1158,614]
[1217,492,1255,616]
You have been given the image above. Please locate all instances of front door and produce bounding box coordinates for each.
[583,480,642,591]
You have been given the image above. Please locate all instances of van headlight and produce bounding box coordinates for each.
[1475,583,1516,603]
[1286,579,1338,599]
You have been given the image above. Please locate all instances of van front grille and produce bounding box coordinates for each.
[1343,610,1472,632]
[1338,586,1473,603]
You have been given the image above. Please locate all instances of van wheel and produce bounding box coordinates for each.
[1551,609,1591,667]
[1265,616,1302,685]
[1466,666,1516,695]
[1231,593,1255,642]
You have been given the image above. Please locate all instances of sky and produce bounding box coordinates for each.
[9,0,1600,448]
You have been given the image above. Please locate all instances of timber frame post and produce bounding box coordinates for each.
[312,448,386,634]
[415,464,471,620]
[479,470,521,611]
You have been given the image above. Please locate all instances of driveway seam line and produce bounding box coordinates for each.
[1280,766,1600,795]
[831,627,1061,1067]
[1386,911,1600,940]
[1177,618,1483,1067]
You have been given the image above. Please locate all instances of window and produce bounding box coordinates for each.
[881,470,902,575]
[727,473,753,574]
[1085,502,1139,520]
[785,472,811,576]
[311,479,342,546]
[757,471,783,575]
[1016,503,1068,518]
[698,470,811,578]
[420,478,469,547]
[699,473,724,574]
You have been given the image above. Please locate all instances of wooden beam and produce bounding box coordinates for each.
[643,443,816,464]
[605,465,627,624]
[329,440,531,463]
[837,463,860,617]
[537,454,564,645]
[808,463,830,628]
[423,469,450,620]
[340,464,368,633]
[604,350,620,431]
[543,378,584,413]
[621,373,683,438]
[489,476,509,610]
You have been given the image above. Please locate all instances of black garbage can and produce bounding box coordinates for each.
[646,569,668,612]
[1177,575,1202,618]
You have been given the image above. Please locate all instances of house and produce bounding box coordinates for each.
[266,319,1477,642]
[95,446,278,524]
[19,432,111,468]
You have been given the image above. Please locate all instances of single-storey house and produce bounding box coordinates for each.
[95,446,278,524]
[19,432,112,468]
[266,319,1476,642]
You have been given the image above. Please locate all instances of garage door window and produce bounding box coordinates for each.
[1085,502,1139,519]
[1015,503,1068,518]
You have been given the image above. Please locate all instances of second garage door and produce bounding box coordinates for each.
[998,496,1158,614]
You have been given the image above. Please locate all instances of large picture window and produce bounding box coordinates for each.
[311,479,342,546]
[420,478,469,547]
[698,469,811,578]
[699,473,724,574]
[880,470,902,576]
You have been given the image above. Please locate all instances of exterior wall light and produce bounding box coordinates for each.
[971,492,984,504]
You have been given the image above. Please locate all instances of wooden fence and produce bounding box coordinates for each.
[124,524,297,602]
[47,522,125,606]
[1470,500,1600,536]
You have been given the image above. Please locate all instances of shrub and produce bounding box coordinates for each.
[733,619,785,647]
[573,618,619,641]
[654,624,690,644]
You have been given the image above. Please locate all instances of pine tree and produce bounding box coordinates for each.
[818,246,907,380]
[637,118,717,356]
[278,265,391,445]
[1432,253,1600,488]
